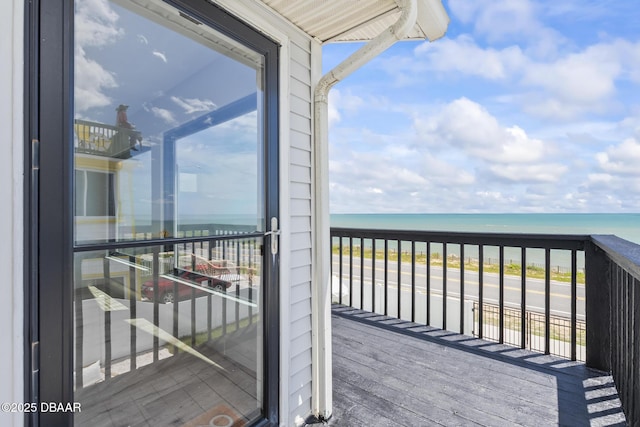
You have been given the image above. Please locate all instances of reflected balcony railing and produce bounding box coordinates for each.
[74,119,142,159]
[330,227,640,425]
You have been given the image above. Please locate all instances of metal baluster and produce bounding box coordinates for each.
[478,245,484,339]
[384,239,389,316]
[339,238,343,305]
[371,239,376,313]
[411,241,416,323]
[570,250,577,360]
[330,236,333,298]
[426,242,431,326]
[349,237,353,307]
[499,246,504,344]
[360,238,365,310]
[544,248,551,354]
[397,239,402,319]
[460,244,465,334]
[521,248,527,350]
[443,243,447,330]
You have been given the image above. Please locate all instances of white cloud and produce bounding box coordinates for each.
[596,138,640,175]
[413,98,548,163]
[489,163,567,183]
[151,107,177,125]
[329,145,455,212]
[152,51,168,63]
[74,0,123,113]
[328,89,364,127]
[449,0,538,42]
[137,34,148,45]
[523,43,621,104]
[587,173,613,184]
[414,35,526,80]
[75,0,123,47]
[447,0,565,56]
[74,47,118,112]
[411,36,640,121]
[171,96,217,114]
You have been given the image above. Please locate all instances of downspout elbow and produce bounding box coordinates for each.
[314,0,418,102]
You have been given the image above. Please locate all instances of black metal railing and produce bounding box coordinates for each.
[331,227,640,426]
[331,227,587,359]
[118,223,257,241]
[589,235,640,426]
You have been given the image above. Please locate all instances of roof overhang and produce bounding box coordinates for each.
[259,0,449,43]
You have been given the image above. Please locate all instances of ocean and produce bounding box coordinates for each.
[330,213,640,245]
[330,213,640,269]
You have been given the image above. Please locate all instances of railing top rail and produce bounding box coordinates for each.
[591,234,640,279]
[74,231,264,253]
[330,227,590,250]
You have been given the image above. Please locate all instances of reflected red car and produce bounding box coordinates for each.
[141,269,231,304]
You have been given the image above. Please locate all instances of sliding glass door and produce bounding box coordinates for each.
[33,1,279,425]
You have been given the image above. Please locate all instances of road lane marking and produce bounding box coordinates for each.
[335,272,585,302]
[334,279,585,319]
[333,258,585,288]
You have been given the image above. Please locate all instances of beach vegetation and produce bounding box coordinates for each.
[332,245,586,284]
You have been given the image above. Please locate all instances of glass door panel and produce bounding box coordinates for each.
[73,0,265,245]
[72,1,270,425]
[73,239,263,426]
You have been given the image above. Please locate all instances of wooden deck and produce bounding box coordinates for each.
[329,305,627,427]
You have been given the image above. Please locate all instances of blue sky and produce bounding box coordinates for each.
[323,0,640,213]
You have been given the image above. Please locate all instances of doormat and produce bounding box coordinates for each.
[181,403,247,427]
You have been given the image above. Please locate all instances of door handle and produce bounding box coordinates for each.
[264,217,280,255]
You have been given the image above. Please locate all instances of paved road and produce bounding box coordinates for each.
[332,255,585,319]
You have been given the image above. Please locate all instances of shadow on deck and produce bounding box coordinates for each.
[330,304,626,427]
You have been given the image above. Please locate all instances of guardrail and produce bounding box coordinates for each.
[330,227,639,425]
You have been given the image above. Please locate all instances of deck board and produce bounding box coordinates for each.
[329,305,627,427]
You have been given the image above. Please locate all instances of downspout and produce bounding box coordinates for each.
[311,0,418,420]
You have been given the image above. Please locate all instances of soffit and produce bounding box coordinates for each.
[259,0,449,43]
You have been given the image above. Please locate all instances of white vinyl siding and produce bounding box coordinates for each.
[287,35,314,424]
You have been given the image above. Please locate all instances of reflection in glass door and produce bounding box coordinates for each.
[70,1,277,425]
